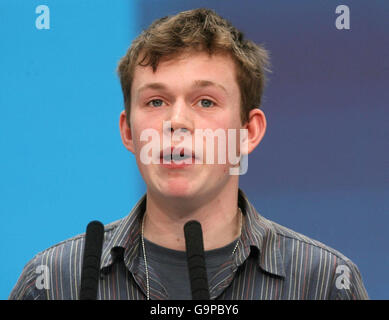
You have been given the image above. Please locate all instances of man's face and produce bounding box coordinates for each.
[126,51,244,202]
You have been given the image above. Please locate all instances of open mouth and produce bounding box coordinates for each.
[162,152,192,162]
[160,147,196,165]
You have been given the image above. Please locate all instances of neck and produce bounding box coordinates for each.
[143,179,241,251]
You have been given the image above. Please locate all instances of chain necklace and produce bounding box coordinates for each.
[141,207,243,300]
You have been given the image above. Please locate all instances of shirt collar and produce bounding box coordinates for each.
[100,194,146,273]
[100,189,286,278]
[236,188,286,278]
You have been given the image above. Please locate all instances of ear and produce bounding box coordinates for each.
[119,110,135,154]
[242,108,267,155]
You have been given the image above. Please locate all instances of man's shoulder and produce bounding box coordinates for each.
[267,218,351,263]
[242,189,354,265]
[35,218,122,259]
[9,218,123,300]
[251,214,369,299]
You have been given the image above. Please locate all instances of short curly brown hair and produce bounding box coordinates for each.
[117,8,270,125]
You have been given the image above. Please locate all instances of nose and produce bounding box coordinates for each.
[164,100,194,135]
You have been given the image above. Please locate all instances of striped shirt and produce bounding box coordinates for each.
[9,189,369,300]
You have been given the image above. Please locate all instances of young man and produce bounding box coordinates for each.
[10,8,368,300]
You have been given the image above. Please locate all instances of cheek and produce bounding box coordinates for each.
[196,115,241,164]
[130,112,157,147]
[131,125,149,159]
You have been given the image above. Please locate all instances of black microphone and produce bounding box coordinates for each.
[80,220,104,300]
[184,220,210,300]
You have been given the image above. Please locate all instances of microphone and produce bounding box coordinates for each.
[184,220,210,300]
[80,220,104,300]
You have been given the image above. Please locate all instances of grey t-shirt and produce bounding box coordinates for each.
[143,237,238,300]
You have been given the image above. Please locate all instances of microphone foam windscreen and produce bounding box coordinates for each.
[184,220,210,300]
[80,220,104,300]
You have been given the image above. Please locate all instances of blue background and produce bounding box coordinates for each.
[1,0,388,299]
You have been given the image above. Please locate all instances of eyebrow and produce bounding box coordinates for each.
[136,80,228,95]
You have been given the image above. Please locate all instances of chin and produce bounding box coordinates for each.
[159,181,197,199]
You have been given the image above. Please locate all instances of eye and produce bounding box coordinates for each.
[147,99,164,107]
[198,99,214,108]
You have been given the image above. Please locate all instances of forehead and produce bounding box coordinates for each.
[131,51,239,96]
